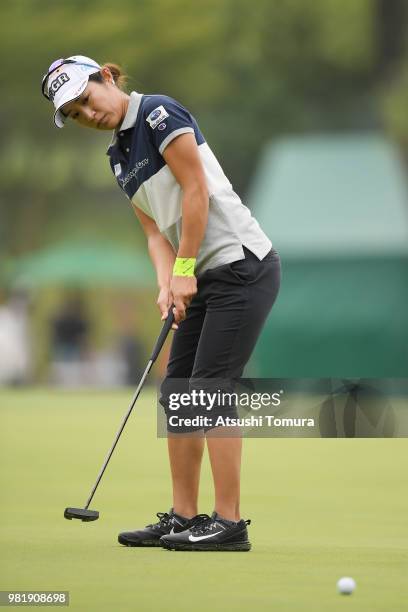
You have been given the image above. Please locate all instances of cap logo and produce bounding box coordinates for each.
[49,72,70,102]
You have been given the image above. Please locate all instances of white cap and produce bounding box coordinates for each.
[46,55,101,128]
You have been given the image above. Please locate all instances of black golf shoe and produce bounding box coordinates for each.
[160,512,251,551]
[118,509,193,547]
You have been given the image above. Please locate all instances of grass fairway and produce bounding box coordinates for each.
[1,388,407,611]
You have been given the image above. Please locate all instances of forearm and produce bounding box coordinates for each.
[147,233,176,289]
[177,185,209,258]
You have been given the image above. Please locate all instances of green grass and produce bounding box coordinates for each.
[1,388,407,611]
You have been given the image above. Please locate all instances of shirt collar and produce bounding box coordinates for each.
[106,91,144,155]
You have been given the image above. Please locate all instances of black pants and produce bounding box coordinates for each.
[160,246,281,432]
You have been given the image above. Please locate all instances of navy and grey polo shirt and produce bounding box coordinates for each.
[106,91,272,276]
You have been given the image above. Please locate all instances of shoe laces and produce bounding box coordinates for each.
[147,512,171,530]
[190,514,251,535]
[189,514,217,535]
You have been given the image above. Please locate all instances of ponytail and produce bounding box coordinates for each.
[88,62,129,91]
[102,62,128,91]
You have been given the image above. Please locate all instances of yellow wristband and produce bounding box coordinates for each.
[173,257,196,277]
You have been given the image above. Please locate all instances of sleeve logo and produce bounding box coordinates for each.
[146,105,169,130]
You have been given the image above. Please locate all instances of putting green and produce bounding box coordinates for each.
[1,389,407,611]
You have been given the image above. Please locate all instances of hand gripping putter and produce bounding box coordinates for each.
[64,308,175,522]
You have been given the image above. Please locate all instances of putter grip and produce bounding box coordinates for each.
[150,306,175,363]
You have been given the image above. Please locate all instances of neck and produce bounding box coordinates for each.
[119,92,131,125]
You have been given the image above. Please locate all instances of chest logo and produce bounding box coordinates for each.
[119,158,149,189]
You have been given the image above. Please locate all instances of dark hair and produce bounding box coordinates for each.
[88,62,128,91]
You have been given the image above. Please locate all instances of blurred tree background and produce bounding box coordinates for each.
[1,0,408,260]
[1,0,407,381]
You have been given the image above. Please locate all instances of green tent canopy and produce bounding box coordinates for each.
[250,133,408,257]
[248,133,408,377]
[10,241,156,288]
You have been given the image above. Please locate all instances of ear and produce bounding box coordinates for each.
[100,66,114,84]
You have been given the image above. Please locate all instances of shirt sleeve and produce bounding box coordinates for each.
[143,96,195,155]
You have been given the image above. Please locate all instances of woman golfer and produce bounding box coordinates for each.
[42,55,281,551]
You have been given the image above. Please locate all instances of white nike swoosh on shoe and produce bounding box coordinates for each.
[188,531,224,542]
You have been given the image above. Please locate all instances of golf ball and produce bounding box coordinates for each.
[337,577,356,595]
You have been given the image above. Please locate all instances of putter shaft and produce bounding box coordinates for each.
[84,359,153,510]
[66,307,175,519]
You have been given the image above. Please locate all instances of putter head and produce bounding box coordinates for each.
[64,507,99,522]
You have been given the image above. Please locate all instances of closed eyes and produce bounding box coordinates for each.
[71,95,90,119]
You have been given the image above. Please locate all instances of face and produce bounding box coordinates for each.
[61,69,129,130]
